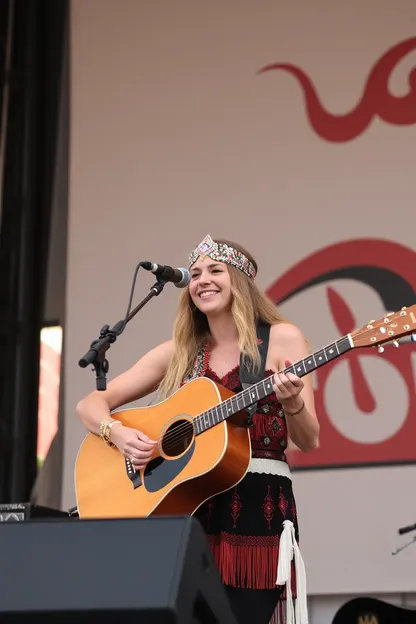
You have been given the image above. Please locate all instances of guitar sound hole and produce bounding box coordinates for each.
[161,418,194,458]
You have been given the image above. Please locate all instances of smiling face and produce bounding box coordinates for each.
[189,257,232,316]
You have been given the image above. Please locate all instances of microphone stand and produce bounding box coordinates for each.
[78,264,168,391]
[392,523,416,556]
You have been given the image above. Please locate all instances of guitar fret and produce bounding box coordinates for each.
[263,378,274,394]
[220,405,225,423]
[294,362,304,375]
[326,343,337,361]
[304,355,315,373]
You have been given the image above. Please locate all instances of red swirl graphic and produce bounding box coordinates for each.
[326,287,376,414]
[258,37,416,142]
[266,239,416,469]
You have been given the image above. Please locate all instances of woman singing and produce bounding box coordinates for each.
[76,235,319,624]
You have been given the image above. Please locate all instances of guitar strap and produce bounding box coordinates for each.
[239,321,271,427]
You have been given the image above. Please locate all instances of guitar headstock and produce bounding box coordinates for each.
[351,304,416,352]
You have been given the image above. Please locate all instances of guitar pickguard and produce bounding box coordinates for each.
[125,441,196,492]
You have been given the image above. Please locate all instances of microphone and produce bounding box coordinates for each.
[141,262,190,288]
[398,522,416,535]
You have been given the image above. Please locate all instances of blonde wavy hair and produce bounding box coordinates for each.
[158,238,287,399]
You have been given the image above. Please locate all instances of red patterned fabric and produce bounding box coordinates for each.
[192,351,299,592]
[205,360,289,462]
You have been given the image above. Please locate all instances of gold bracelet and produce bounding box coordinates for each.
[99,418,112,439]
[99,418,122,446]
[105,419,122,443]
[284,400,305,418]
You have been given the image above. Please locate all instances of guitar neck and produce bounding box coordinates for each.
[194,333,353,435]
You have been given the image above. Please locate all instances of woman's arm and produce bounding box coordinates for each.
[269,323,319,453]
[76,339,173,468]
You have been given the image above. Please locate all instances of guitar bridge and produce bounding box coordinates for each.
[125,458,142,489]
[125,456,166,489]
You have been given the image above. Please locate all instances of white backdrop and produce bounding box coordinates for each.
[64,0,416,606]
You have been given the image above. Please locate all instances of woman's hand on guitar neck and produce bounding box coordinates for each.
[110,425,157,470]
[273,359,305,414]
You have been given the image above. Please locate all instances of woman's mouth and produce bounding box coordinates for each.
[199,290,219,299]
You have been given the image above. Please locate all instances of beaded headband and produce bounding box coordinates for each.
[188,234,257,280]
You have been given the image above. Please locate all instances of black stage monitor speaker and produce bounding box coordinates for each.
[0,515,238,623]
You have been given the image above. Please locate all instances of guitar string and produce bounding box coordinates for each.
[159,375,275,453]
[158,335,352,451]
[160,335,353,452]
[147,315,407,452]
[158,328,389,451]
[158,324,391,452]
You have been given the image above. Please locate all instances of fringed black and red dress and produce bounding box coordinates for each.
[184,342,308,624]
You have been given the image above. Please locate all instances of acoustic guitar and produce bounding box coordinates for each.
[75,305,416,519]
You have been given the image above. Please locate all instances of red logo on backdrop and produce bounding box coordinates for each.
[266,239,416,469]
[258,37,416,142]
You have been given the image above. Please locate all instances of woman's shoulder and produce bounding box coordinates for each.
[269,322,306,345]
[267,322,309,369]
[152,338,174,360]
[138,339,174,370]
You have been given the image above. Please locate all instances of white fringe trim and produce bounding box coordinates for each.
[275,520,308,624]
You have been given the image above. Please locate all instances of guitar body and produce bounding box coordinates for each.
[74,377,251,519]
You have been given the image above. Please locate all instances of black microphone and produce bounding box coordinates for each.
[398,522,416,535]
[141,262,190,288]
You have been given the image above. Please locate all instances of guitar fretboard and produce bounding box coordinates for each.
[193,334,352,435]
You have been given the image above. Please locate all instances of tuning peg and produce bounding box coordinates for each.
[378,346,384,353]
[392,340,400,348]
